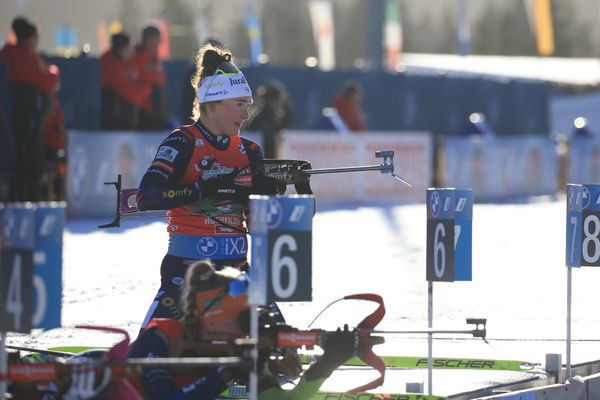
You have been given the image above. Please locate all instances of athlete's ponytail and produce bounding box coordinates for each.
[191,42,233,120]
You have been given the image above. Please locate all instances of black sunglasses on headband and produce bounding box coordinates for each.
[214,61,241,76]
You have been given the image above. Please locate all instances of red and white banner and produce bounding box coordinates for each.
[281,131,432,203]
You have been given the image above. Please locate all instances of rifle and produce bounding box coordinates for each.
[99,150,410,228]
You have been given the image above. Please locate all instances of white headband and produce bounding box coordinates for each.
[198,71,252,103]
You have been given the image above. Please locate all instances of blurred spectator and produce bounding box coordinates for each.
[572,116,594,139]
[246,79,294,158]
[134,25,167,130]
[43,71,66,201]
[333,79,366,132]
[459,113,495,138]
[100,32,150,130]
[0,16,58,201]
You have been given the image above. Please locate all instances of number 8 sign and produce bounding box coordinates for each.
[249,195,314,305]
[580,184,600,267]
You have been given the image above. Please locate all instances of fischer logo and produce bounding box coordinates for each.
[317,394,439,399]
[415,358,495,369]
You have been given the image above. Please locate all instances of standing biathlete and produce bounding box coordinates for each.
[136,43,282,328]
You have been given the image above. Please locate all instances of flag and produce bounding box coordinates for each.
[456,0,470,56]
[245,4,263,65]
[384,0,402,70]
[308,0,335,71]
[533,0,555,56]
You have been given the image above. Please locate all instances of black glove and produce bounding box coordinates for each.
[252,174,286,195]
[199,169,251,204]
[304,325,358,381]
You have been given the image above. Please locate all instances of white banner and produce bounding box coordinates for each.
[281,131,432,203]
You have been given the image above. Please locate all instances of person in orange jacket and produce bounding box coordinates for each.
[0,16,59,201]
[133,25,167,131]
[333,79,366,132]
[100,32,150,130]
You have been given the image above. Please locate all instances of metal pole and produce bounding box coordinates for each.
[566,267,572,381]
[0,332,7,399]
[249,306,258,400]
[428,281,433,395]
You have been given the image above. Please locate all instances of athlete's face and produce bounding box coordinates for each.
[211,97,252,136]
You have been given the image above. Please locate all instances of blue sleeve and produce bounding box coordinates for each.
[129,328,229,400]
[137,129,201,211]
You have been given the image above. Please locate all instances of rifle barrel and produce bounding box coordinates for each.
[305,164,391,175]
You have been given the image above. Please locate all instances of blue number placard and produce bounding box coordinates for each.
[33,203,65,329]
[566,184,583,267]
[581,184,600,266]
[454,189,473,281]
[426,189,455,282]
[0,204,35,333]
[249,195,314,305]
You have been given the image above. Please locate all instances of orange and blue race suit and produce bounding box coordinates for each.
[136,121,279,327]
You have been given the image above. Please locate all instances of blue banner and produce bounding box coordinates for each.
[33,203,65,329]
[569,138,600,185]
[442,136,559,201]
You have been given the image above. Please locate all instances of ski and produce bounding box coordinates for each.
[298,354,537,372]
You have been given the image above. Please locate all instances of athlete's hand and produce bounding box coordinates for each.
[199,169,250,204]
[304,325,358,381]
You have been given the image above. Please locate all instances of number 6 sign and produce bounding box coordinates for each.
[426,188,473,282]
[248,195,314,305]
[426,189,455,282]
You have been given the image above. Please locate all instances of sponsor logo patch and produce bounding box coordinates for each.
[156,146,178,162]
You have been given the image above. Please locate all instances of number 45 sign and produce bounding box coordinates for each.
[248,195,314,305]
[426,188,473,282]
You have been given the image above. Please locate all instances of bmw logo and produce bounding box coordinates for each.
[172,276,185,286]
[197,237,218,256]
[583,186,591,210]
[266,198,283,228]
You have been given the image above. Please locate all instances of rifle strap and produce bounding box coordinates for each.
[343,294,386,393]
